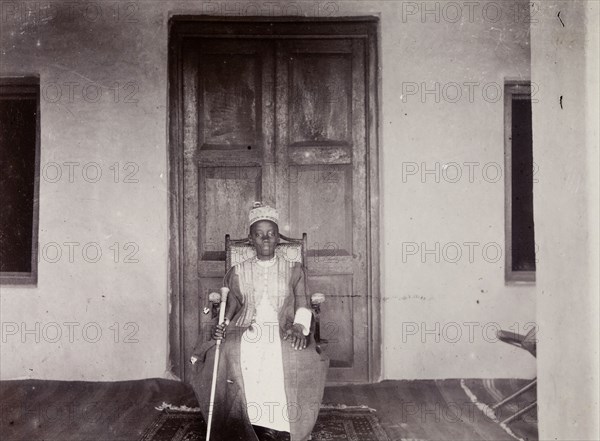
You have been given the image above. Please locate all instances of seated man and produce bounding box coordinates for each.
[190,203,329,441]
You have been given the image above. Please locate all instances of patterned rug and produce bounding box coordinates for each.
[139,408,391,441]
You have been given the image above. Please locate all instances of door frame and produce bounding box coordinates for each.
[167,16,381,383]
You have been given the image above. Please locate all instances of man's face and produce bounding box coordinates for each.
[249,220,279,259]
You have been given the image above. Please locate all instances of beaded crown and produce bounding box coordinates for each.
[248,202,279,226]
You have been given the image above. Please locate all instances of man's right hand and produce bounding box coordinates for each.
[212,320,229,340]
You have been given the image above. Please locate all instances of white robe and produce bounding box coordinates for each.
[239,257,311,432]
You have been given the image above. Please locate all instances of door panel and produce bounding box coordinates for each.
[289,54,351,144]
[276,39,368,382]
[200,55,259,147]
[182,39,275,376]
[308,275,355,368]
[196,39,268,151]
[288,164,353,255]
[198,167,262,261]
[181,35,371,383]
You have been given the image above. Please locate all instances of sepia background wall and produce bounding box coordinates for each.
[0,1,597,439]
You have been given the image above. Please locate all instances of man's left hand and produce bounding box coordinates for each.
[284,324,307,350]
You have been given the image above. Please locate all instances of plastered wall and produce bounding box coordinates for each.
[531,2,599,440]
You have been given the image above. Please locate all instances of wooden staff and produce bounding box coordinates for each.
[206,286,229,441]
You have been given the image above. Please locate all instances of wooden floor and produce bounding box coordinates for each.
[324,379,537,441]
[0,378,537,441]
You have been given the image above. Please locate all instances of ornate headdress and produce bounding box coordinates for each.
[248,202,279,226]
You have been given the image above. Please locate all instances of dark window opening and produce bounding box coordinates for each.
[505,81,536,282]
[0,77,40,285]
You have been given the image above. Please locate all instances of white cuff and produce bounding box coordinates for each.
[293,307,312,336]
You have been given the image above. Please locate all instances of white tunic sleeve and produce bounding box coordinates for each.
[293,307,312,336]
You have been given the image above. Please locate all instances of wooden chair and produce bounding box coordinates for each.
[225,233,307,271]
[492,327,537,424]
[210,233,326,350]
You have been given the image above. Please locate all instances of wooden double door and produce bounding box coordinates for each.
[170,19,379,384]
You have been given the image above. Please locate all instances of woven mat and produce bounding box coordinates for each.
[139,408,390,441]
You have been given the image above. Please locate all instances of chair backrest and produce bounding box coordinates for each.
[224,232,326,347]
[225,233,307,271]
[497,327,537,358]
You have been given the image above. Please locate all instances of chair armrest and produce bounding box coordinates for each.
[521,328,537,357]
[208,292,222,319]
[311,293,326,305]
[497,330,526,348]
[310,293,327,347]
